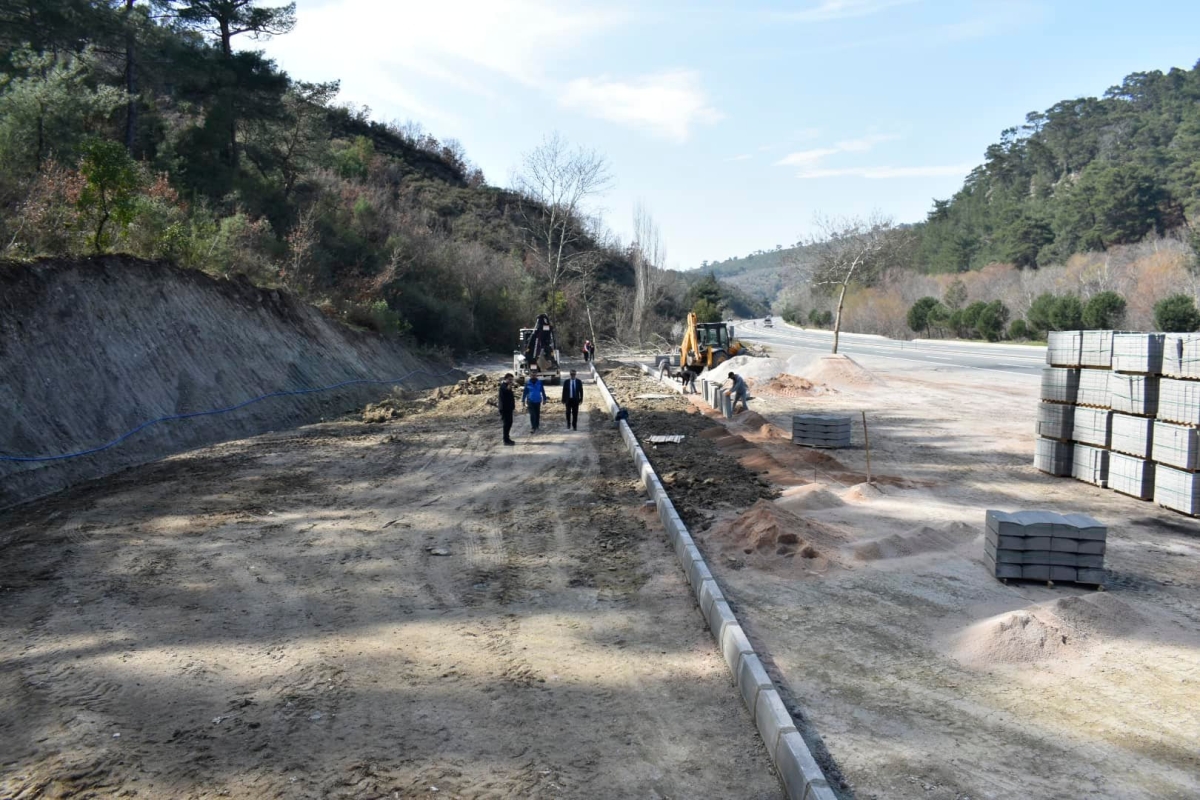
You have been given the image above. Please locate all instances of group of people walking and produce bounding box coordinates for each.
[497,370,586,445]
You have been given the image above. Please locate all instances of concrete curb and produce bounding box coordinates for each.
[590,362,836,800]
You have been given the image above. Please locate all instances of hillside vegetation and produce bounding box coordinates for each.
[0,0,661,354]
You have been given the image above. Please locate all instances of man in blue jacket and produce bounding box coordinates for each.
[522,373,546,433]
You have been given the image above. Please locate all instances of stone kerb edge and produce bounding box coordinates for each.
[588,366,832,800]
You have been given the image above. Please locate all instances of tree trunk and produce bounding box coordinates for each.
[832,282,849,354]
[124,0,137,152]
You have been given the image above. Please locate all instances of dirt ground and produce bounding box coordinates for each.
[0,372,782,799]
[606,363,1200,800]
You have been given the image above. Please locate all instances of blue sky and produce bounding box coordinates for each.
[260,0,1200,270]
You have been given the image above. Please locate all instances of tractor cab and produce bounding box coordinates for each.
[695,322,730,350]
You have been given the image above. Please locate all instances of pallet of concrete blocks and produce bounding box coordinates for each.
[1162,333,1200,379]
[1109,373,1159,416]
[1154,464,1200,516]
[1077,368,1111,408]
[1111,332,1165,374]
[792,414,852,448]
[1072,443,1109,487]
[1157,378,1200,427]
[1110,412,1154,459]
[984,510,1107,585]
[1152,420,1200,471]
[1080,329,1125,368]
[1035,402,1074,441]
[1108,452,1155,500]
[1046,330,1082,367]
[1034,437,1073,476]
[1072,407,1112,448]
[1040,367,1080,405]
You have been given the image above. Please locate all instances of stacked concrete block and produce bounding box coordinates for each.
[1077,368,1111,408]
[1154,465,1200,516]
[792,414,852,448]
[1109,452,1155,500]
[1034,437,1073,476]
[1162,333,1200,379]
[1072,443,1109,487]
[1081,329,1120,368]
[1071,407,1112,448]
[1152,421,1200,471]
[1110,373,1159,416]
[1036,403,1074,440]
[984,510,1107,584]
[1041,367,1080,404]
[1158,379,1200,426]
[1112,333,1165,374]
[1047,330,1083,366]
[1110,413,1154,458]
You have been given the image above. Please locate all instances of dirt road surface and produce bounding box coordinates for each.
[609,360,1200,800]
[0,376,782,799]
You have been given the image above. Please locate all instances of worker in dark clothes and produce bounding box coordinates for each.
[498,373,516,445]
[522,372,546,433]
[561,369,584,430]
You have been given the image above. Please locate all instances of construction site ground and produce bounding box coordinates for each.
[603,359,1200,800]
[0,373,782,799]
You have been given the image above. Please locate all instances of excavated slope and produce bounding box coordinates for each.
[0,256,458,507]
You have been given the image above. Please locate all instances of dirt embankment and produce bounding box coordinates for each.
[0,256,459,507]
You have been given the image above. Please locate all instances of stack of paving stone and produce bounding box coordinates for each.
[792,414,852,448]
[1036,332,1082,477]
[984,510,1107,585]
[1152,333,1200,514]
[1107,333,1164,500]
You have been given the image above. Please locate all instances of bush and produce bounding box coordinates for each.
[808,308,833,328]
[1083,291,1127,329]
[1050,295,1083,331]
[781,305,805,325]
[1026,292,1058,333]
[907,296,939,334]
[1008,318,1030,340]
[1154,294,1200,332]
[975,300,1009,342]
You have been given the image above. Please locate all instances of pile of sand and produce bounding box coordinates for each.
[841,482,883,503]
[950,594,1148,668]
[707,499,846,570]
[752,373,832,397]
[776,483,845,513]
[787,354,878,388]
[717,355,787,382]
[852,521,975,561]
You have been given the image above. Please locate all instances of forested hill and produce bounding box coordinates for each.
[918,60,1200,273]
[0,1,637,354]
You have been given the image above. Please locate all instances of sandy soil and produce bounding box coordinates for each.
[608,363,1200,800]
[0,373,782,799]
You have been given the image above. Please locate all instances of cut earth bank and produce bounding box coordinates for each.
[604,356,1200,800]
[0,374,783,799]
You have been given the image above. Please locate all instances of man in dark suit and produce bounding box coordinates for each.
[561,369,584,431]
[498,373,516,445]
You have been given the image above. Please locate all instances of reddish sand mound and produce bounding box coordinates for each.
[737,411,770,429]
[752,374,833,398]
[776,483,845,513]
[950,594,1147,668]
[796,355,878,388]
[853,521,975,561]
[707,499,847,571]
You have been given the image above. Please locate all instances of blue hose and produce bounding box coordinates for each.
[0,367,461,463]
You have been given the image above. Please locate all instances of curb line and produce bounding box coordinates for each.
[590,362,836,800]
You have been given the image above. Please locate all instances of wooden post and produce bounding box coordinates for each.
[861,411,872,486]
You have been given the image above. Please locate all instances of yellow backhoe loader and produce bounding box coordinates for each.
[680,312,741,375]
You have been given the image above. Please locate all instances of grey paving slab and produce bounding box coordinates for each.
[1073,406,1113,448]
[775,732,836,800]
[1158,378,1200,426]
[755,689,798,755]
[1071,442,1109,487]
[1110,373,1159,416]
[1112,332,1165,374]
[1081,329,1119,368]
[721,623,755,675]
[1041,367,1080,404]
[1034,437,1073,476]
[1077,368,1111,408]
[1154,463,1200,516]
[1036,402,1075,440]
[1163,332,1200,378]
[1111,412,1154,458]
[1047,330,1083,367]
[1152,420,1200,471]
[1109,452,1155,500]
[706,599,737,642]
[736,653,774,721]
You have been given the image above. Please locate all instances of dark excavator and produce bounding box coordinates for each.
[513,313,562,385]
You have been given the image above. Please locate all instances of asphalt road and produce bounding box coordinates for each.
[734,318,1046,379]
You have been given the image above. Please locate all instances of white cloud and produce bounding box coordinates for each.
[725,154,753,162]
[559,71,723,143]
[775,132,897,166]
[781,0,920,23]
[793,164,974,179]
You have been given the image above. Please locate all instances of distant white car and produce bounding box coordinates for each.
[763,317,773,328]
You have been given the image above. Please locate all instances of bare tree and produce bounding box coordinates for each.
[796,212,910,354]
[513,133,612,295]
[630,201,669,342]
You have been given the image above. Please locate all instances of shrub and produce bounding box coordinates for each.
[1009,319,1030,340]
[907,296,939,334]
[975,300,1009,342]
[1154,294,1200,332]
[1083,291,1127,329]
[1026,292,1058,333]
[808,308,833,328]
[1050,295,1083,331]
